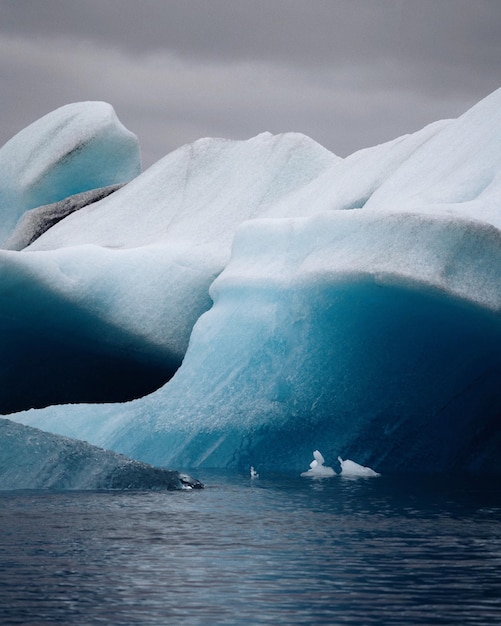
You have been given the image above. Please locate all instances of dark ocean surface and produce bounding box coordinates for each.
[1,471,500,625]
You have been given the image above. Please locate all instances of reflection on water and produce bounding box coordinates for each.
[1,473,500,625]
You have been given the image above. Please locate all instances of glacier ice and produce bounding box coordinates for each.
[4,88,501,475]
[0,101,141,247]
[0,244,178,414]
[0,418,203,490]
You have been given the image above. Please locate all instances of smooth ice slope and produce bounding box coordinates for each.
[0,418,203,490]
[28,132,338,250]
[7,89,501,474]
[0,102,140,247]
[364,88,501,227]
[0,245,180,413]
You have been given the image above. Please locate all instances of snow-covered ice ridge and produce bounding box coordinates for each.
[3,90,501,475]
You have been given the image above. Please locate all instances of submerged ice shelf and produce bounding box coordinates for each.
[0,418,203,490]
[2,89,501,476]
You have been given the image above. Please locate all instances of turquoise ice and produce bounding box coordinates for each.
[4,89,501,474]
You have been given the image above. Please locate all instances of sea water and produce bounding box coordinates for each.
[0,472,500,625]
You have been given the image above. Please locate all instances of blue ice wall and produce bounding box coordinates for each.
[110,280,501,474]
[14,212,501,474]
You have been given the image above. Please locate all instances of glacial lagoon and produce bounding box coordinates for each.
[1,470,500,625]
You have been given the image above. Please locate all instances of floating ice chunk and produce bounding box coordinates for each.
[250,466,259,479]
[338,456,380,477]
[313,450,325,465]
[301,450,336,478]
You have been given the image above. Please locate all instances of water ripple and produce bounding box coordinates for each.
[0,474,500,624]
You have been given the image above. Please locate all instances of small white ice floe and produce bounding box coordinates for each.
[300,450,336,478]
[338,456,380,478]
[250,466,259,479]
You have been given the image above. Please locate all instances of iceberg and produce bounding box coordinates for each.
[4,89,501,475]
[0,418,203,490]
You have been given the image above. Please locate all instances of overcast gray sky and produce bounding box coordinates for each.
[1,0,500,167]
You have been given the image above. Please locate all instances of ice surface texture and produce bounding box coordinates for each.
[0,418,203,490]
[0,101,141,247]
[4,89,501,474]
[5,183,123,250]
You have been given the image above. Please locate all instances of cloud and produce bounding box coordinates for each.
[0,1,500,167]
